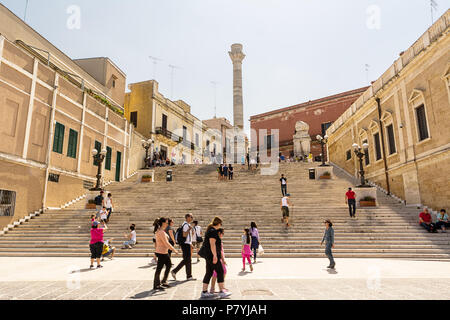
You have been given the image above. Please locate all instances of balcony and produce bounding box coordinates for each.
[155,127,197,151]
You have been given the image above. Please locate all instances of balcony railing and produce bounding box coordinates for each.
[155,127,197,151]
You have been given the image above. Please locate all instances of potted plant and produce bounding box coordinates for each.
[141,174,153,183]
[320,171,331,179]
[86,199,97,209]
[360,196,376,207]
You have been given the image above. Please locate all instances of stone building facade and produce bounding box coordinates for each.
[250,87,368,159]
[0,4,145,229]
[326,10,450,212]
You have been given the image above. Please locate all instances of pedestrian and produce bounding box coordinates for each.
[122,224,137,249]
[99,206,108,223]
[101,238,116,261]
[94,191,105,218]
[281,194,291,228]
[250,222,260,263]
[321,219,335,269]
[256,152,260,168]
[280,174,287,196]
[228,164,233,180]
[166,219,176,257]
[153,217,179,290]
[151,219,158,264]
[436,209,449,232]
[246,152,250,170]
[241,228,253,272]
[223,163,228,180]
[89,221,107,269]
[192,220,203,262]
[345,187,356,218]
[209,228,228,294]
[217,164,222,181]
[200,216,231,299]
[171,213,196,281]
[105,193,114,222]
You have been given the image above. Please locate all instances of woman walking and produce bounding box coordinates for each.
[90,221,107,269]
[250,222,260,263]
[165,219,176,257]
[105,193,114,222]
[241,228,253,272]
[321,219,335,269]
[209,228,227,294]
[201,216,231,299]
[153,217,178,291]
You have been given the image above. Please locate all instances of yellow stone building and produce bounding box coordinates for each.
[327,10,450,212]
[0,4,146,229]
[124,80,227,164]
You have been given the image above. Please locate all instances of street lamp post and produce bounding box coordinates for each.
[316,134,329,166]
[90,148,107,191]
[142,139,154,169]
[352,142,370,187]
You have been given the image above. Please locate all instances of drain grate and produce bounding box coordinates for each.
[241,289,274,296]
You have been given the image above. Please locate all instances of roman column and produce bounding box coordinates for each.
[228,43,245,131]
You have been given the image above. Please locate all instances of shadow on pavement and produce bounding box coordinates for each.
[138,264,157,269]
[238,271,252,276]
[70,268,96,274]
[129,289,166,299]
[326,268,338,275]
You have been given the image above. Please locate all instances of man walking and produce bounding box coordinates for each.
[321,219,335,269]
[280,174,287,196]
[172,213,196,281]
[281,194,291,228]
[345,187,356,218]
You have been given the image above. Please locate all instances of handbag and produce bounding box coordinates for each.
[257,244,264,255]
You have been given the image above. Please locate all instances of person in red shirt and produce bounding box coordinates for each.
[345,187,356,218]
[419,208,437,233]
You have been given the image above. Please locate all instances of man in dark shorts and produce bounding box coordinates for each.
[281,194,290,228]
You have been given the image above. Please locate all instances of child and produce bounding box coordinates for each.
[90,215,96,223]
[122,224,137,249]
[101,238,116,261]
[99,206,108,223]
[210,228,228,294]
[241,228,253,272]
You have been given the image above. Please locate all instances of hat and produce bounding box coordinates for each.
[92,221,100,227]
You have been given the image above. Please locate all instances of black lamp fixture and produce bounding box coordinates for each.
[316,134,329,167]
[90,148,107,191]
[352,142,370,187]
[141,138,154,169]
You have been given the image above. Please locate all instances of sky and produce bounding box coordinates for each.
[0,0,448,134]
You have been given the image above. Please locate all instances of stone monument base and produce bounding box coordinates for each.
[354,187,377,207]
[315,166,334,180]
[137,169,155,182]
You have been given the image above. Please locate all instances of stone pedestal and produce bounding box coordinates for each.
[315,166,334,180]
[354,187,378,207]
[137,169,155,182]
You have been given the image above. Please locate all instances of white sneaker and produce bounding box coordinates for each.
[218,291,232,299]
[201,291,215,298]
[150,258,157,264]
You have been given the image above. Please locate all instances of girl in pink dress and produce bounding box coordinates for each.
[210,228,228,294]
[242,228,253,272]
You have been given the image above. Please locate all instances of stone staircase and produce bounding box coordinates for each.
[1,162,449,259]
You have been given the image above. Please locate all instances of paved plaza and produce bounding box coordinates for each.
[1,257,450,300]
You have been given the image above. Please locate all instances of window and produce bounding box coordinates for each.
[415,104,429,141]
[321,122,333,136]
[0,190,16,216]
[266,135,272,150]
[162,114,168,130]
[373,133,382,161]
[105,146,112,170]
[48,173,60,183]
[130,111,137,128]
[182,126,187,141]
[206,140,210,152]
[112,79,116,88]
[346,150,351,160]
[67,129,78,158]
[363,139,370,165]
[94,141,101,166]
[52,122,65,154]
[386,124,396,155]
[195,133,199,147]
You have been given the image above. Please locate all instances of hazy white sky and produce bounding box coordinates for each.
[1,0,448,133]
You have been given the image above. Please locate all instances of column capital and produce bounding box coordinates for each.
[228,43,245,64]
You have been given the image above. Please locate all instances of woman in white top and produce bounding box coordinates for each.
[281,194,290,228]
[105,193,114,222]
[123,224,136,249]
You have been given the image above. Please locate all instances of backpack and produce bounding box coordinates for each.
[175,222,188,245]
[94,195,103,205]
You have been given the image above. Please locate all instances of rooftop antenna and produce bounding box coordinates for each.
[168,64,182,99]
[210,81,219,118]
[24,0,29,22]
[430,0,438,24]
[149,56,163,80]
[365,64,370,84]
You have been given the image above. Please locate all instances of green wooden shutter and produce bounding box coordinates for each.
[67,129,78,158]
[52,122,65,154]
[105,146,112,170]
